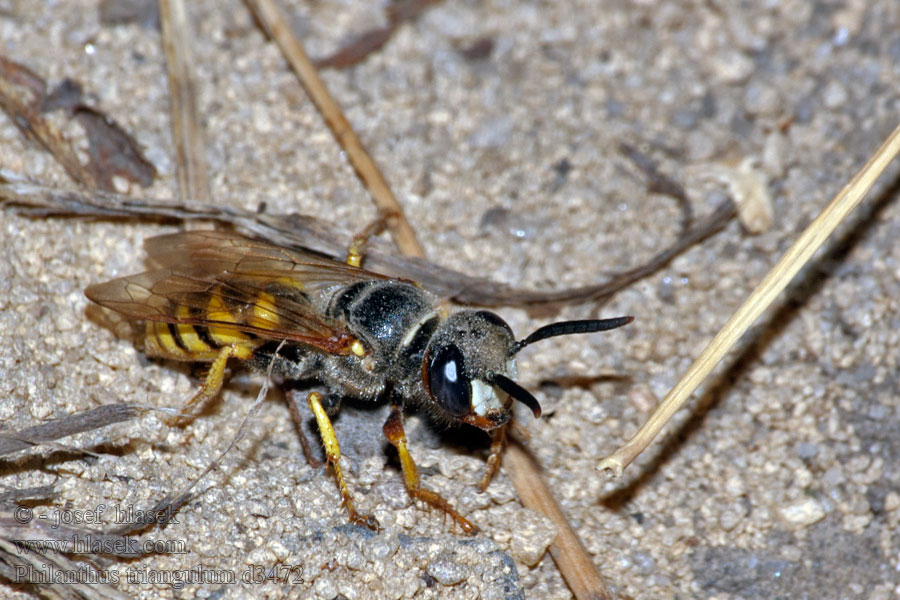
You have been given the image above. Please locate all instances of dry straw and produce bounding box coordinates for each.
[598,122,900,477]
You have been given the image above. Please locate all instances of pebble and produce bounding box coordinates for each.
[632,551,656,575]
[712,50,755,83]
[468,116,514,148]
[743,81,782,116]
[779,498,826,528]
[822,81,849,110]
[823,466,845,486]
[885,492,900,512]
[719,505,743,531]
[507,509,557,567]
[628,384,658,413]
[363,535,398,562]
[724,474,745,498]
[795,442,819,459]
[427,551,468,586]
[762,131,789,177]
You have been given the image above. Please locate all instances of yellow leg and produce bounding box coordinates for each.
[345,216,387,267]
[345,240,364,268]
[287,389,323,468]
[308,392,380,531]
[168,345,245,426]
[382,405,477,535]
[479,424,507,492]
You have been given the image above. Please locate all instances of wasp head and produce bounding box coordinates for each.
[422,311,634,431]
[423,310,522,430]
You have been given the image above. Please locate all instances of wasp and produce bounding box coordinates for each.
[85,229,632,533]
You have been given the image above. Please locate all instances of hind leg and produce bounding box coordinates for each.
[167,344,253,426]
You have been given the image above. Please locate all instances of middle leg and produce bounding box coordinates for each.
[307,391,380,531]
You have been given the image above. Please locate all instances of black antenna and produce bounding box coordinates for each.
[490,373,542,419]
[511,316,633,355]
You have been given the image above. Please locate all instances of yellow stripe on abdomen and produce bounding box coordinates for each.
[145,321,224,361]
[247,291,280,330]
[205,294,253,349]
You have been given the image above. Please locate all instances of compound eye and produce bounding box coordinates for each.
[427,345,471,417]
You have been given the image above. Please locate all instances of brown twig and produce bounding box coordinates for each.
[506,437,613,600]
[244,0,425,258]
[159,0,212,204]
[0,176,734,312]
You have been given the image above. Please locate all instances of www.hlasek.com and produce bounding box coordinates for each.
[12,535,187,556]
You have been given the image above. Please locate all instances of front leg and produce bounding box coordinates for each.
[382,404,478,535]
[479,424,508,492]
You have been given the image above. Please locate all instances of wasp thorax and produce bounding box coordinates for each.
[423,310,518,430]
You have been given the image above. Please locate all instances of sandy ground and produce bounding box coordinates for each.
[2,0,900,598]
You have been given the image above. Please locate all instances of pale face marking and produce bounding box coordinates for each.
[470,380,506,416]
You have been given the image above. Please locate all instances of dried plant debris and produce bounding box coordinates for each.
[0,404,148,598]
[690,157,774,235]
[98,0,160,29]
[619,143,693,232]
[0,57,155,192]
[0,404,137,458]
[0,176,736,312]
[46,80,156,192]
[0,57,95,187]
[314,0,445,69]
[0,486,57,507]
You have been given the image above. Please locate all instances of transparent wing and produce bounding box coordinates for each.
[85,230,390,353]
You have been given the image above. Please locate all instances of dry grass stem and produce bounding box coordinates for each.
[598,121,900,477]
[245,0,425,258]
[158,0,211,203]
[506,437,613,600]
